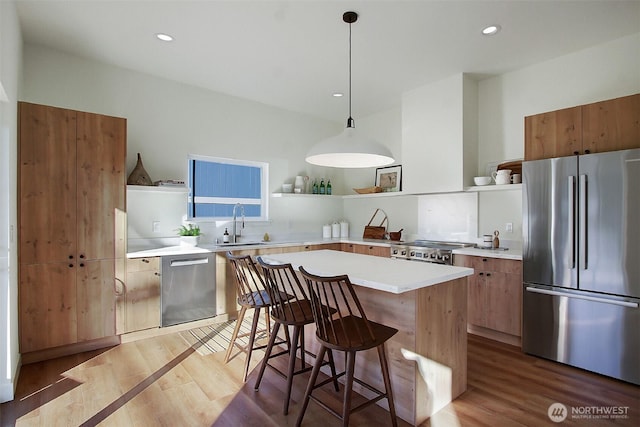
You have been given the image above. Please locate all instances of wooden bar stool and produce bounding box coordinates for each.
[296,267,398,427]
[254,257,339,415]
[225,251,289,382]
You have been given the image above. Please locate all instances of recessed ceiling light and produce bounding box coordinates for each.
[156,33,174,42]
[332,92,344,97]
[482,25,501,36]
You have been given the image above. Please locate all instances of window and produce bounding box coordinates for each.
[187,155,269,221]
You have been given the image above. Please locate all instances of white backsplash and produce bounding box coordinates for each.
[417,192,478,242]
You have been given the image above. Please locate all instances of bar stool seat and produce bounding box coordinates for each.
[254,257,339,415]
[297,266,398,427]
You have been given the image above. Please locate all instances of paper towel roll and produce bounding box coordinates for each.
[340,221,349,238]
[323,224,332,239]
[332,222,340,238]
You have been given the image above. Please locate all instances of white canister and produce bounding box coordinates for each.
[340,221,349,238]
[323,224,332,239]
[331,222,340,238]
[483,234,493,248]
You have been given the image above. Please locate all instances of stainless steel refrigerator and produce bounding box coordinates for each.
[522,148,640,385]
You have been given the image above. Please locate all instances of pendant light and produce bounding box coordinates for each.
[306,11,394,169]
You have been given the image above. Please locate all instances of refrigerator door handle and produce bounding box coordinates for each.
[568,176,576,269]
[579,174,588,270]
[525,286,638,308]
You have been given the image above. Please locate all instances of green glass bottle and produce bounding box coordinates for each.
[319,179,325,195]
[312,179,318,194]
[326,180,332,195]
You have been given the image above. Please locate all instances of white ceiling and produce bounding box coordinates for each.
[15,0,640,123]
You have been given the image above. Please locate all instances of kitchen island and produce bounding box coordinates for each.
[262,250,474,425]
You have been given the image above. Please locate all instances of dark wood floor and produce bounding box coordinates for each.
[1,331,638,426]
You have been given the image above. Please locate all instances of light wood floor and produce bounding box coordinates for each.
[1,331,638,426]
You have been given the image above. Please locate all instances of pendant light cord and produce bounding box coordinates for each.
[347,16,354,128]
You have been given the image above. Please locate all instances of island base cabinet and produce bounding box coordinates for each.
[302,277,468,425]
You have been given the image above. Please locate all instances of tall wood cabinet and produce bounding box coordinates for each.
[525,93,640,160]
[18,102,126,354]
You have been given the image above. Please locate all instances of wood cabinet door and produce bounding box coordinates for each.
[76,112,127,261]
[76,259,117,341]
[124,262,161,333]
[483,271,521,336]
[524,106,582,160]
[19,102,77,264]
[19,263,77,352]
[582,93,640,154]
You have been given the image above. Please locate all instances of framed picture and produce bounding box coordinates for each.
[375,165,402,192]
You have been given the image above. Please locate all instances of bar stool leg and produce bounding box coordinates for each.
[243,307,263,382]
[254,322,282,391]
[326,349,340,391]
[283,325,302,415]
[342,351,356,427]
[225,306,247,363]
[378,343,398,427]
[295,345,327,427]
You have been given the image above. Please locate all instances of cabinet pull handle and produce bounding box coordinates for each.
[574,151,579,155]
[584,149,590,154]
[486,273,491,277]
[69,255,74,259]
[79,263,85,267]
[68,263,74,268]
[79,254,85,259]
[482,258,487,262]
[114,278,126,296]
[142,258,150,263]
[479,272,484,276]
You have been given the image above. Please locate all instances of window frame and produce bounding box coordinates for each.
[186,154,269,221]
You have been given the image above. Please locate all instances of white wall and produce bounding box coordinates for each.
[22,44,348,243]
[477,32,640,171]
[476,32,640,241]
[0,0,22,403]
[344,33,639,245]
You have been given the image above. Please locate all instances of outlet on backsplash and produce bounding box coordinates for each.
[505,222,513,233]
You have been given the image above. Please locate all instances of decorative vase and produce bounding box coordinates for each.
[127,153,153,186]
[180,236,200,247]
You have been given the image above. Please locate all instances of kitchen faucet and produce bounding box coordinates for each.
[232,203,245,243]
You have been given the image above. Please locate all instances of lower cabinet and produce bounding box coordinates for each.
[19,259,118,353]
[454,255,522,340]
[341,243,391,257]
[118,257,161,334]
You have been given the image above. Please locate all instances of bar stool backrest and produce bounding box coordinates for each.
[257,257,310,323]
[299,266,376,349]
[226,251,269,307]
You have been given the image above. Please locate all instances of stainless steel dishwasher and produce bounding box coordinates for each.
[161,253,216,327]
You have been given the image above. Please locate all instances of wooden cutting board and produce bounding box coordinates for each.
[497,160,523,175]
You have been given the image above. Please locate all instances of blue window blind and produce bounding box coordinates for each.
[187,156,268,220]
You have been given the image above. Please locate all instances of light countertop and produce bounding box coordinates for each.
[261,249,474,294]
[452,247,522,260]
[126,237,523,261]
[126,237,391,259]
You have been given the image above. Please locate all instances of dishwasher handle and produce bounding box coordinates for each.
[170,257,210,267]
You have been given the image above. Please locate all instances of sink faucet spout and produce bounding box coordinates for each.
[232,203,245,243]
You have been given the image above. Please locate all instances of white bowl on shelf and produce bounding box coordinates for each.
[282,183,293,193]
[474,176,492,186]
